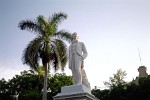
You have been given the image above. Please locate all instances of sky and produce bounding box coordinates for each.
[0,0,150,89]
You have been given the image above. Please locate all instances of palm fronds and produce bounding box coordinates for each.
[22,37,43,70]
[54,30,72,43]
[18,20,43,34]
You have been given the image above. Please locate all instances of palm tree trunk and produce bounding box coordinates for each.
[43,64,48,100]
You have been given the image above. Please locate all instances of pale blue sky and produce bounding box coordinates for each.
[0,0,150,89]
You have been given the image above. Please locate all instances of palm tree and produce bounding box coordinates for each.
[18,12,72,100]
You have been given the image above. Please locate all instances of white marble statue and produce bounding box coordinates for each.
[69,32,91,89]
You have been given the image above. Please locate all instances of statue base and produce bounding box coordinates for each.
[53,84,99,100]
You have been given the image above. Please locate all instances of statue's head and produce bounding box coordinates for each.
[72,32,79,41]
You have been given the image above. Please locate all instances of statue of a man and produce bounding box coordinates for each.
[69,32,91,89]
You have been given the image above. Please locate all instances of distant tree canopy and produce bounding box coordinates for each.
[92,69,150,100]
[0,70,73,100]
[104,69,127,89]
[2,69,150,100]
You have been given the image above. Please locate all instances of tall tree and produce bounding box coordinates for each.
[104,69,127,89]
[18,12,72,100]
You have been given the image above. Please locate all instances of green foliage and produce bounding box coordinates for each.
[0,70,73,100]
[92,75,150,100]
[48,73,73,99]
[0,78,12,100]
[92,89,110,100]
[104,69,127,89]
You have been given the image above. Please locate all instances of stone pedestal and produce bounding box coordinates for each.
[53,85,99,100]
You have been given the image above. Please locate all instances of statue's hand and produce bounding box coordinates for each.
[81,55,84,60]
[81,61,84,69]
[69,66,71,69]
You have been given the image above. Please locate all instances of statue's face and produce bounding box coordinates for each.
[72,32,79,41]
